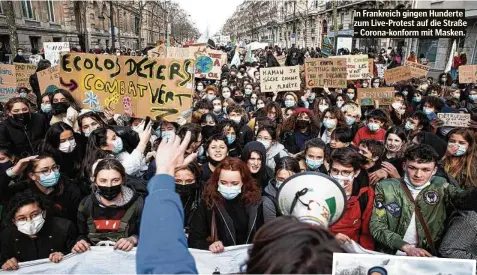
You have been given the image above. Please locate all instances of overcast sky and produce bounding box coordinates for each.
[178,0,243,36]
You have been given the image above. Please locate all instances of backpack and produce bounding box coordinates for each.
[78,195,143,244]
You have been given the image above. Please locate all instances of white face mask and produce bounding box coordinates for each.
[372,83,379,88]
[258,139,272,150]
[391,102,403,110]
[251,99,257,105]
[275,180,283,189]
[16,214,45,235]
[222,92,231,99]
[347,94,355,100]
[257,103,265,109]
[336,100,344,107]
[231,116,242,124]
[245,89,253,95]
[332,173,354,189]
[197,86,204,92]
[59,139,76,153]
[318,105,328,112]
[213,105,222,113]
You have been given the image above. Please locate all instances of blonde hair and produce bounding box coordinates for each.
[341,103,362,118]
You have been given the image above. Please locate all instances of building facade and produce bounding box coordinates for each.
[0,0,198,56]
[222,0,477,72]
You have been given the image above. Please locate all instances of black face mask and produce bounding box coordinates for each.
[97,184,122,201]
[207,156,222,167]
[296,119,310,129]
[234,96,244,103]
[52,102,70,115]
[202,125,217,141]
[176,184,197,196]
[12,112,31,125]
[0,161,12,172]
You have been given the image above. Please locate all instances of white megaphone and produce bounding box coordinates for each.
[277,171,347,228]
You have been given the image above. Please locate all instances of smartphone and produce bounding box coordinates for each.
[144,116,151,130]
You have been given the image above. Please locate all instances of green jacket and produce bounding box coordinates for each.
[370,176,477,255]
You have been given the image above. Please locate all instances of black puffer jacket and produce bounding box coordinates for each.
[0,113,48,157]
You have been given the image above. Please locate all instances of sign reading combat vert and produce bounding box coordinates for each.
[260,65,301,93]
[59,53,194,121]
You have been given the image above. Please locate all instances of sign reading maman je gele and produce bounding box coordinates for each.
[260,65,301,93]
[330,55,369,80]
[437,113,470,127]
[59,53,194,121]
[304,58,347,88]
[0,64,17,102]
[44,42,70,66]
[37,66,60,94]
[358,87,394,106]
[14,63,36,90]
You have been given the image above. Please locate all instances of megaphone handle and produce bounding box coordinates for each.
[289,188,309,214]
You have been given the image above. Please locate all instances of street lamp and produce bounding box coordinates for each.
[98,1,115,51]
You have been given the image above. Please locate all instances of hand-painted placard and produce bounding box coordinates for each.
[14,63,36,90]
[404,60,430,79]
[147,45,166,58]
[59,53,194,121]
[0,64,17,102]
[44,42,70,66]
[459,65,477,83]
[384,66,412,83]
[331,54,369,80]
[304,58,347,88]
[376,64,386,78]
[321,36,332,57]
[193,47,227,80]
[260,65,301,93]
[37,66,60,94]
[437,113,470,127]
[358,87,394,106]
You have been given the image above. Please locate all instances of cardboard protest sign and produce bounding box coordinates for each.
[0,64,18,102]
[331,54,369,80]
[166,46,195,59]
[368,59,374,77]
[59,53,194,121]
[384,66,412,83]
[260,65,301,93]
[358,87,394,106]
[14,63,36,90]
[459,65,477,83]
[193,47,227,80]
[404,60,429,79]
[437,113,470,127]
[44,42,70,66]
[304,58,347,88]
[37,66,60,94]
[147,45,166,58]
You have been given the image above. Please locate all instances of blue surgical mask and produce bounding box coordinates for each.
[20,92,27,98]
[367,122,380,132]
[469,95,477,101]
[306,157,323,170]
[284,100,295,108]
[323,119,337,129]
[218,183,242,200]
[454,144,467,157]
[112,138,123,154]
[405,121,414,131]
[226,134,236,144]
[413,97,421,103]
[41,104,52,113]
[39,171,60,187]
[161,130,175,140]
[155,128,161,137]
[423,107,434,115]
[346,116,356,126]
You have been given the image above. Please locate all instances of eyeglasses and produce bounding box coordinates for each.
[15,211,43,223]
[34,165,60,176]
[330,168,353,177]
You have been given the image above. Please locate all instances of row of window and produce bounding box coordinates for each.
[0,0,56,22]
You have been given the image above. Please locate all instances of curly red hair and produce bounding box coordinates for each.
[203,157,261,209]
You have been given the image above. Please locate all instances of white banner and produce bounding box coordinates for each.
[2,245,251,274]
